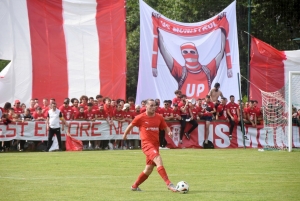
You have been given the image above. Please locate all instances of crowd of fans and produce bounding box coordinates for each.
[0,83,267,152]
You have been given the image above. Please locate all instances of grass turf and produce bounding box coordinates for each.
[0,149,299,201]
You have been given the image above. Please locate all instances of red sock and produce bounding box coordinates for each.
[132,172,149,188]
[157,166,171,185]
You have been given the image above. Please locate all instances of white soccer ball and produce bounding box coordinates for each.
[176,181,189,194]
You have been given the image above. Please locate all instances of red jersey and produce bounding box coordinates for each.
[140,107,146,113]
[159,107,173,117]
[172,109,181,119]
[14,107,23,115]
[113,110,124,119]
[172,97,181,105]
[178,102,189,115]
[254,106,262,117]
[72,106,79,118]
[131,113,167,148]
[95,110,107,119]
[59,106,74,120]
[79,103,88,110]
[172,60,217,99]
[75,112,86,120]
[190,107,199,119]
[247,107,257,121]
[85,110,95,120]
[129,104,135,113]
[123,111,133,119]
[29,107,35,115]
[226,102,239,117]
[202,101,215,117]
[33,112,46,120]
[132,111,141,118]
[217,104,227,120]
[104,104,114,118]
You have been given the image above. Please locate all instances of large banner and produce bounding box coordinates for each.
[1,121,299,149]
[0,0,126,105]
[136,1,240,104]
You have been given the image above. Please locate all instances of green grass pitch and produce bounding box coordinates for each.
[0,149,299,201]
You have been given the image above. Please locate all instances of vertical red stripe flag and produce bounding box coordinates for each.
[27,0,68,103]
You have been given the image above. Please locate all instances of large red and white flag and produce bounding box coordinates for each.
[136,0,240,104]
[249,37,300,107]
[0,0,126,106]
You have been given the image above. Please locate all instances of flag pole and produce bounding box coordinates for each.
[238,73,246,149]
[247,0,252,99]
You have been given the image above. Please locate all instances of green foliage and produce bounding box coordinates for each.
[0,149,299,200]
[126,0,300,98]
[0,59,10,72]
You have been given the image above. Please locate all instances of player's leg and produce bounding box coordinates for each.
[153,155,177,192]
[131,164,154,191]
[55,128,62,150]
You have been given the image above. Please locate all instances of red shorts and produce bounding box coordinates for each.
[142,145,160,166]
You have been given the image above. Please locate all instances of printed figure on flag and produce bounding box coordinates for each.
[151,12,233,99]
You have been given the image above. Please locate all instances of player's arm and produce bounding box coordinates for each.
[123,123,134,140]
[163,126,173,138]
[226,108,233,119]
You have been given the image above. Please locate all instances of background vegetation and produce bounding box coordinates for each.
[1,0,299,99]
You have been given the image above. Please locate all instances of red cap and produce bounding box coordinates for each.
[14,100,20,104]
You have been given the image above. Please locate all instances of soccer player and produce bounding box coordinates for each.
[122,99,177,192]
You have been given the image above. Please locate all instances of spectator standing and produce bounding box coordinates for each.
[44,102,68,152]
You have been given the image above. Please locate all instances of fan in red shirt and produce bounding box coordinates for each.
[71,98,80,118]
[140,100,146,113]
[226,95,248,141]
[13,100,23,116]
[245,101,257,127]
[200,95,216,144]
[79,95,88,110]
[178,94,196,143]
[95,104,108,120]
[159,100,173,148]
[32,107,46,121]
[74,106,86,120]
[59,100,74,120]
[128,97,136,113]
[172,90,182,106]
[85,103,96,121]
[112,104,124,121]
[216,97,228,121]
[123,99,177,192]
[171,103,181,121]
[123,103,134,122]
[253,100,263,123]
[104,98,114,119]
[28,99,36,115]
[132,105,141,118]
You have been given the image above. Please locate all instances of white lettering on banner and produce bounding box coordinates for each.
[186,84,205,97]
[215,124,230,148]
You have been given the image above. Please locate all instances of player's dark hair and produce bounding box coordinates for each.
[214,82,220,88]
[230,95,234,98]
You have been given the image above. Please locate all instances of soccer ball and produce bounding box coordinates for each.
[176,181,189,194]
